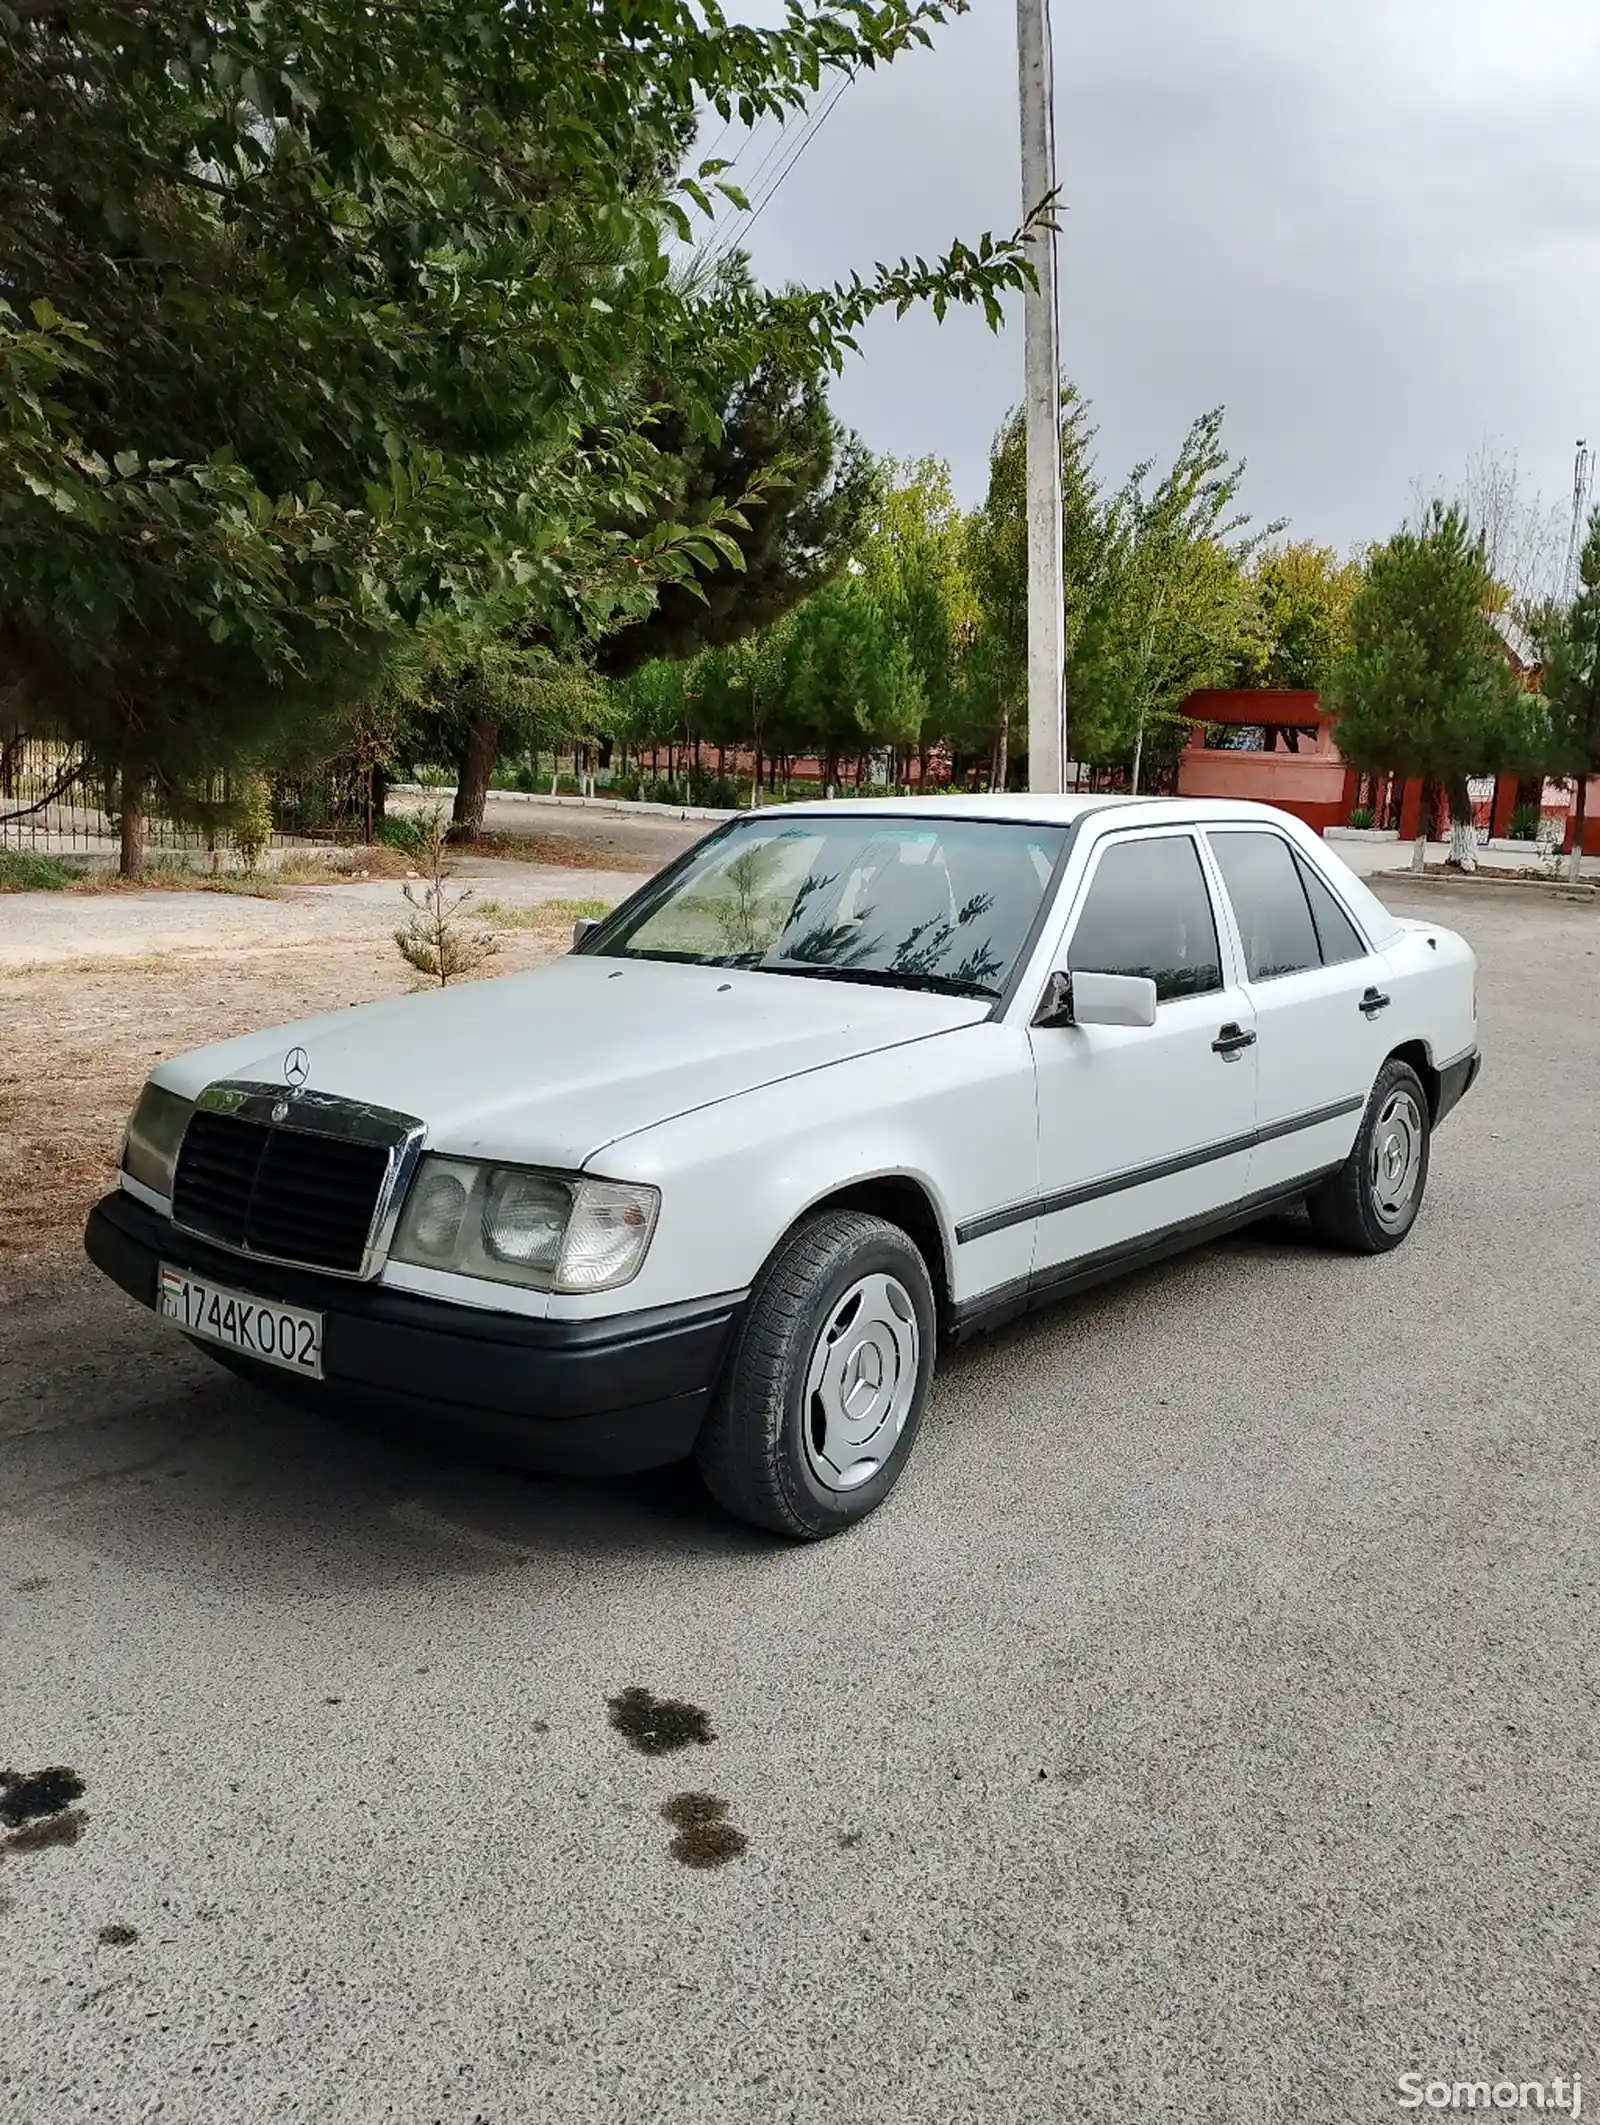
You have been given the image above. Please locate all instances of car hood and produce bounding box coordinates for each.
[152,953,991,1169]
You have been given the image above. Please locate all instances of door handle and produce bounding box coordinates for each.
[1212,1023,1257,1057]
[1360,986,1392,1018]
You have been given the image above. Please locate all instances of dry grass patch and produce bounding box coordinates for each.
[475,896,613,934]
[464,830,639,870]
[273,845,416,884]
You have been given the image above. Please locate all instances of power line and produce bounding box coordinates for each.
[737,67,856,246]
[695,105,735,171]
[698,92,797,263]
[703,66,859,267]
[694,110,787,269]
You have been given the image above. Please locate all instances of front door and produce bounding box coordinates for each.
[1027,829,1260,1288]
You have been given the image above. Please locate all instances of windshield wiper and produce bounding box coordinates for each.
[755,961,999,1001]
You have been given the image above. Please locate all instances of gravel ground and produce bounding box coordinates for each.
[0,856,651,971]
[389,789,711,873]
[1,878,1598,2124]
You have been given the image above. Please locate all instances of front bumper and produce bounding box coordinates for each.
[85,1190,742,1476]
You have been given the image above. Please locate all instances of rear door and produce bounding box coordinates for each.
[1201,827,1394,1195]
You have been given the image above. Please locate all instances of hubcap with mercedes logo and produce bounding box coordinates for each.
[802,1272,921,1493]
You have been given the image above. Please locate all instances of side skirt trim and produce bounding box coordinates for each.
[950,1171,1341,1342]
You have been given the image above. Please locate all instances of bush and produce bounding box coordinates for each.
[232,774,274,871]
[0,847,82,890]
[1507,803,1541,841]
[1347,806,1376,831]
[376,812,431,858]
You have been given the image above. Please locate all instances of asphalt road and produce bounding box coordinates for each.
[3,878,1598,2125]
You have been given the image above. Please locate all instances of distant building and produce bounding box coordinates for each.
[1175,655,1600,854]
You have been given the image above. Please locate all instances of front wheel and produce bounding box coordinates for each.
[1307,1058,1432,1253]
[696,1210,937,1539]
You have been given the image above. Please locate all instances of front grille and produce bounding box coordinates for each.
[172,1110,392,1274]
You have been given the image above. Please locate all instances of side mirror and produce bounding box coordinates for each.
[571,917,602,949]
[1032,969,1158,1031]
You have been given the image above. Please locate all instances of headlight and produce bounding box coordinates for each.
[391,1157,659,1294]
[121,1082,194,1198]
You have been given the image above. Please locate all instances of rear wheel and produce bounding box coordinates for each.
[696,1209,937,1539]
[1307,1058,1431,1253]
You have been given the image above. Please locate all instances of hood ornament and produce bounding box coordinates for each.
[273,1047,310,1120]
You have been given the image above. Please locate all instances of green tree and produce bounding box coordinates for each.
[1106,409,1271,792]
[395,635,606,839]
[967,393,1264,788]
[0,0,1035,870]
[778,581,923,788]
[1533,509,1600,882]
[1328,504,1532,870]
[608,656,694,781]
[594,279,877,679]
[965,388,1110,783]
[856,456,974,779]
[1239,542,1365,691]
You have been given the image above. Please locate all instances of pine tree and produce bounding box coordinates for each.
[393,811,500,987]
[1327,505,1531,870]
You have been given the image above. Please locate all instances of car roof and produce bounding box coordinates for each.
[748,792,1300,830]
[747,791,1404,948]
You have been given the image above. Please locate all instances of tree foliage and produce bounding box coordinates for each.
[1238,542,1365,691]
[0,0,1035,864]
[1532,508,1600,869]
[1327,503,1533,857]
[855,456,974,758]
[593,271,877,678]
[964,391,1265,784]
[777,579,923,780]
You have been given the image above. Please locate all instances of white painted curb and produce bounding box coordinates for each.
[389,783,737,824]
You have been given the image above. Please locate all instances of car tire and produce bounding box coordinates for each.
[695,1209,938,1540]
[1307,1057,1432,1253]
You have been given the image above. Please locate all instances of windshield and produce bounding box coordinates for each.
[585,813,1070,999]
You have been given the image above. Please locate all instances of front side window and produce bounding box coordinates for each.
[1067,834,1223,1004]
[1208,831,1322,981]
[586,814,1069,1000]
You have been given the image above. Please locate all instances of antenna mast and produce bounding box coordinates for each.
[1563,439,1593,602]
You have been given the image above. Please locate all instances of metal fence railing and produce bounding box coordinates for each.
[0,731,380,861]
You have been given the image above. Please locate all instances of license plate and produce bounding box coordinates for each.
[158,1264,324,1379]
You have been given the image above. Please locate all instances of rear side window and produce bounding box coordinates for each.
[1068,835,1223,1004]
[1208,831,1321,981]
[1294,855,1368,965]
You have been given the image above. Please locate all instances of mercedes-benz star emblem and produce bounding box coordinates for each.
[283,1046,310,1088]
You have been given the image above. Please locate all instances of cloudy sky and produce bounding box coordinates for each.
[715,0,1600,564]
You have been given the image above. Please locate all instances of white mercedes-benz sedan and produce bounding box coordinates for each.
[88,795,1479,1537]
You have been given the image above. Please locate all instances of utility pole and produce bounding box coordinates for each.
[1017,0,1065,794]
